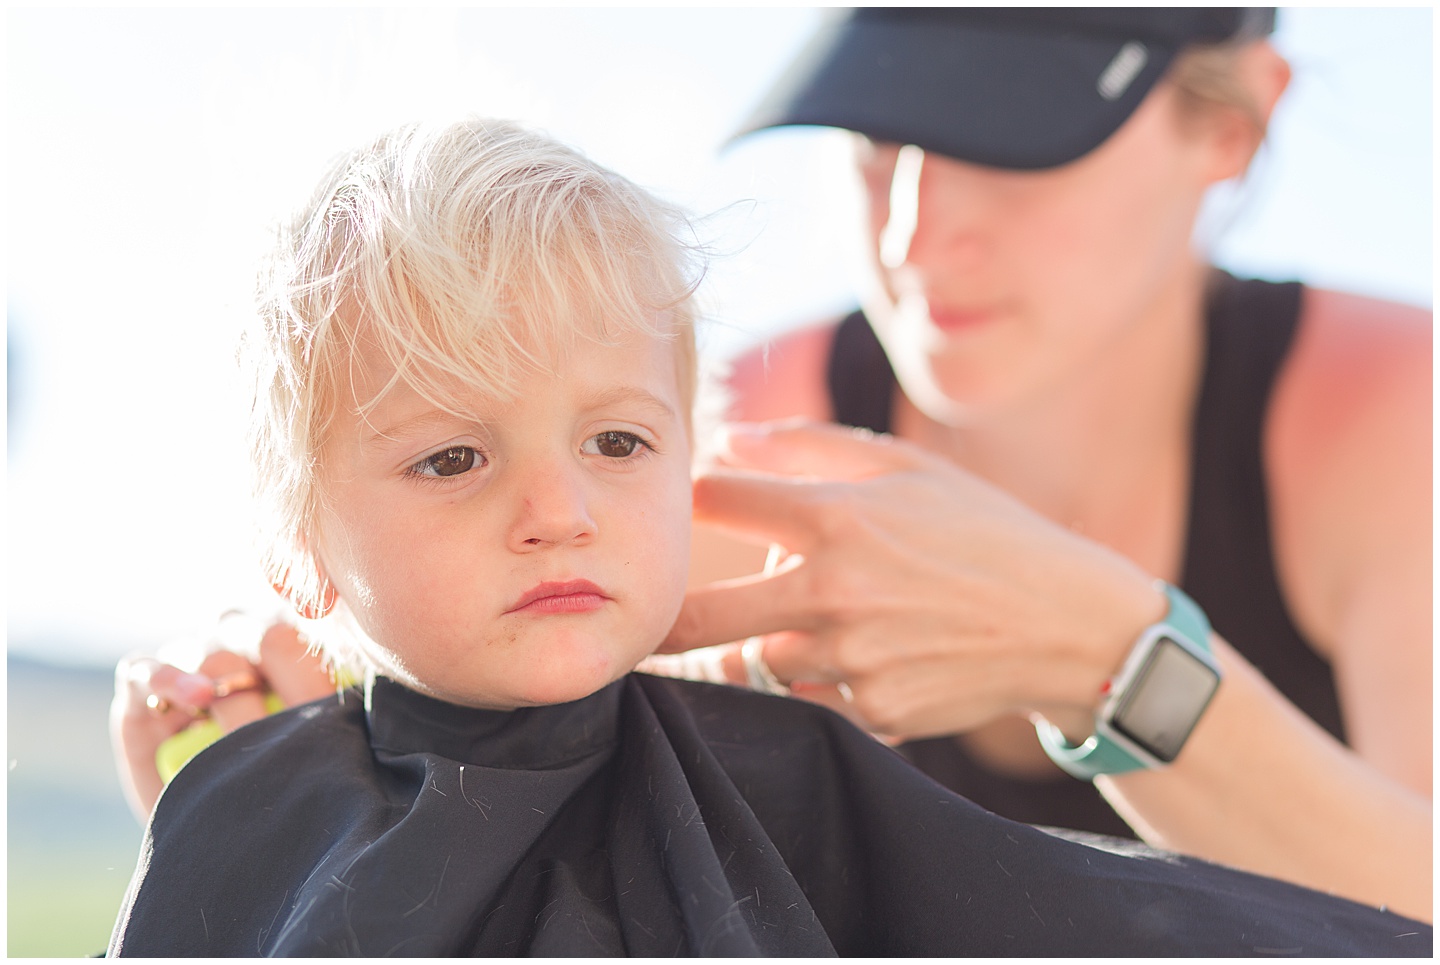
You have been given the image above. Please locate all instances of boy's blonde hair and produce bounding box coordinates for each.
[244,118,703,629]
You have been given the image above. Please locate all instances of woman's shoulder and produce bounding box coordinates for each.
[722,316,846,422]
[1265,286,1431,654]
[1293,287,1430,373]
[1271,287,1430,462]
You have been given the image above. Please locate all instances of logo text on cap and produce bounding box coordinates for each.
[1097,42,1148,101]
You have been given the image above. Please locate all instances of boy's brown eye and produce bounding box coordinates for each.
[589,431,641,458]
[421,446,477,477]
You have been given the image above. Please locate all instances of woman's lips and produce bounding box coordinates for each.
[506,580,609,615]
[927,306,996,332]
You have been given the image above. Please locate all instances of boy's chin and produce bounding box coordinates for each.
[375,632,659,711]
[504,651,648,708]
[429,642,652,710]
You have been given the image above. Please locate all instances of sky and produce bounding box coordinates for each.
[6,7,1432,667]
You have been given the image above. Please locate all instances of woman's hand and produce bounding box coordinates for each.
[661,420,1164,740]
[110,617,333,821]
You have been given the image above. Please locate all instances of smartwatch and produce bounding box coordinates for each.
[1036,582,1220,779]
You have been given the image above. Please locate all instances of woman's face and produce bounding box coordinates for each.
[854,81,1236,424]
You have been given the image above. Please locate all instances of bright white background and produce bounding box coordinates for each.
[7,7,1432,666]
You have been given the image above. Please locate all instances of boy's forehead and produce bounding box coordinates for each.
[336,322,684,425]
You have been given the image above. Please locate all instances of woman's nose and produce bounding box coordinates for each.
[507,462,597,551]
[878,147,991,274]
[879,144,926,269]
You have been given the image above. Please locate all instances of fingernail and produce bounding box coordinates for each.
[174,672,216,705]
[719,422,766,440]
[717,422,768,456]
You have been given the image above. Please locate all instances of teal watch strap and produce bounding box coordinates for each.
[1035,718,1150,776]
[1151,582,1210,654]
[1036,582,1214,780]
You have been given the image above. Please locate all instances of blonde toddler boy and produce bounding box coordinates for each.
[109,118,1428,957]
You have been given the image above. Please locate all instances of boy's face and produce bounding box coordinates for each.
[314,330,693,709]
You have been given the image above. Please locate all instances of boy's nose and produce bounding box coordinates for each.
[507,463,597,551]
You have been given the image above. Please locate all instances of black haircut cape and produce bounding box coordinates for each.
[110,674,1430,956]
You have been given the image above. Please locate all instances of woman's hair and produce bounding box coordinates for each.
[243,117,704,628]
[1168,40,1268,141]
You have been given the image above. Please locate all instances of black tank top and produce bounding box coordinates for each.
[825,272,1346,837]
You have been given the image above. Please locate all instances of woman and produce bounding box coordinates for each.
[115,8,1431,922]
[662,7,1430,921]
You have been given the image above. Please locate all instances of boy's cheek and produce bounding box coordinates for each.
[654,480,697,585]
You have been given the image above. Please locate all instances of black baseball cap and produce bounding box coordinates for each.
[736,8,1277,170]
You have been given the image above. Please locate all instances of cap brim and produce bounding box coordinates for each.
[737,16,1181,170]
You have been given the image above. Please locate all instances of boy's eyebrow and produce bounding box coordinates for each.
[362,386,677,448]
[363,410,477,448]
[578,385,678,420]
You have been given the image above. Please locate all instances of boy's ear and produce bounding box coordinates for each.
[271,579,339,621]
[270,551,339,620]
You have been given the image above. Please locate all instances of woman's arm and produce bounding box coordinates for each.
[1101,290,1432,920]
[1100,633,1431,921]
[668,296,1432,919]
[669,417,1431,920]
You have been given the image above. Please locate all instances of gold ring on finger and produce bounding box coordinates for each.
[211,669,263,699]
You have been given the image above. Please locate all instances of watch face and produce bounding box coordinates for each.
[1110,635,1220,763]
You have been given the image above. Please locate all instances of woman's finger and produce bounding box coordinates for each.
[257,622,335,705]
[751,629,841,687]
[659,562,816,653]
[717,419,934,480]
[116,655,215,720]
[111,655,216,821]
[689,471,832,552]
[196,650,269,735]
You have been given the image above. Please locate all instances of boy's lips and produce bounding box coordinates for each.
[506,579,610,615]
